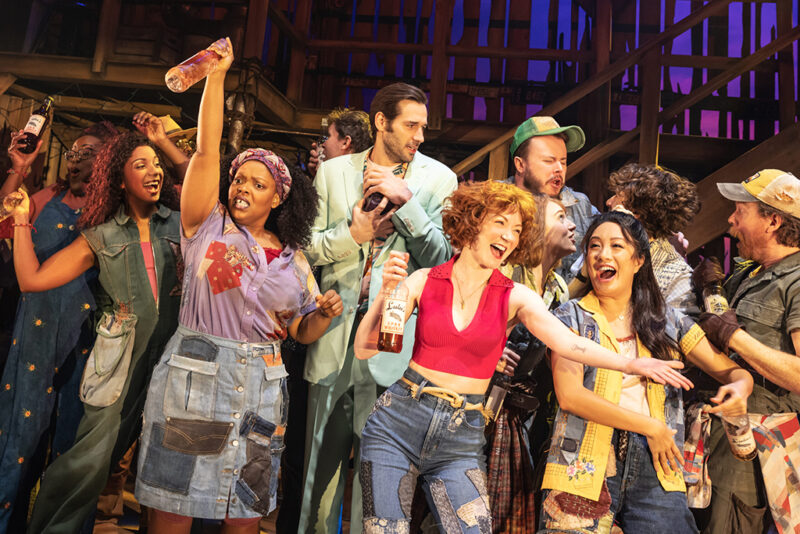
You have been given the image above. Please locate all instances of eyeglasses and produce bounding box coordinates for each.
[64,148,96,163]
[318,135,328,144]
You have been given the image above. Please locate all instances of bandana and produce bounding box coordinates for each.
[229,148,292,204]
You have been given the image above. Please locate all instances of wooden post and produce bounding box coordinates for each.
[488,141,510,181]
[638,1,661,164]
[428,0,453,131]
[776,0,795,129]
[243,0,269,60]
[92,0,121,74]
[286,0,312,103]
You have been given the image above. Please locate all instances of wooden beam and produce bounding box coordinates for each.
[0,53,298,126]
[244,0,270,59]
[660,54,776,71]
[286,0,312,102]
[488,141,510,180]
[776,0,795,128]
[92,0,121,74]
[0,74,16,96]
[569,24,800,177]
[266,2,306,48]
[638,1,661,164]
[428,0,453,131]
[686,122,800,251]
[9,85,181,119]
[451,0,734,176]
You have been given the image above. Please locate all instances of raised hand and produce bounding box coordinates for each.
[363,161,412,206]
[7,130,42,171]
[209,37,234,72]
[132,112,168,144]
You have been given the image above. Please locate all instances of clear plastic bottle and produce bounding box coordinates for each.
[19,96,53,154]
[0,192,25,222]
[165,37,229,93]
[721,414,757,461]
[377,282,408,353]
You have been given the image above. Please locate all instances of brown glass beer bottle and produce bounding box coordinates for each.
[19,96,54,154]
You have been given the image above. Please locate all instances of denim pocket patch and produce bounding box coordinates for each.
[162,417,233,455]
[235,411,284,515]
[140,422,196,495]
[163,354,219,420]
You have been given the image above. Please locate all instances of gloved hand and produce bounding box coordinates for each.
[697,310,741,353]
[692,257,725,292]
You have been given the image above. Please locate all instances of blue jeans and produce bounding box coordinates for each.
[360,368,491,534]
[539,431,698,533]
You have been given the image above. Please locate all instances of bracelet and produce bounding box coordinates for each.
[12,222,35,233]
[7,168,29,178]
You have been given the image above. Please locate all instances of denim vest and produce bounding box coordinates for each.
[541,292,705,501]
[81,204,182,372]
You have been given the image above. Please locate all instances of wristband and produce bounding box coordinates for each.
[12,222,35,233]
[575,270,588,283]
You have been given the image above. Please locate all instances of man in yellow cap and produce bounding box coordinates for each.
[693,169,800,533]
[507,116,597,280]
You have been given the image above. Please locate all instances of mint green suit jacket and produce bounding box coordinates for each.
[304,148,458,386]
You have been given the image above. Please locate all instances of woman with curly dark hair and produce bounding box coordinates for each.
[606,163,701,316]
[133,40,342,534]
[9,129,184,534]
[352,180,692,534]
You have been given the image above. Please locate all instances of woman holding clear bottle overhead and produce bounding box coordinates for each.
[134,39,342,534]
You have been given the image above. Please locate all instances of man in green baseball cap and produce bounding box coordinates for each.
[507,116,596,281]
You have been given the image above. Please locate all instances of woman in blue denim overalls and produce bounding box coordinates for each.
[539,211,753,533]
[352,182,694,534]
[9,130,184,534]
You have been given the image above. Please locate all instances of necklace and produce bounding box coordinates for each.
[452,274,488,309]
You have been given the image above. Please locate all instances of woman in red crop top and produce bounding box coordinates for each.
[352,181,693,533]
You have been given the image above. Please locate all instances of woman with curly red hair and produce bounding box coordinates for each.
[352,180,693,533]
[10,130,184,534]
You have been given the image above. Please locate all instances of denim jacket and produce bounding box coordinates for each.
[81,204,182,372]
[541,292,705,501]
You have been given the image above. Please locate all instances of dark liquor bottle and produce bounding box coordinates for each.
[377,282,408,353]
[19,96,54,154]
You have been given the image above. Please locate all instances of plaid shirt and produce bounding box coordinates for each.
[650,237,700,318]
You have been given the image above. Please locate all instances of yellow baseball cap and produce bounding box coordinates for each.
[717,169,800,219]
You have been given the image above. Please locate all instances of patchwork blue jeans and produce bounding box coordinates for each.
[360,368,491,534]
[539,431,698,533]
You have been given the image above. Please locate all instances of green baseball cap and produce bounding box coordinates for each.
[510,116,586,157]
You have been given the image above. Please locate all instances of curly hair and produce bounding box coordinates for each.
[443,180,547,268]
[78,132,180,228]
[582,212,679,361]
[219,154,318,250]
[607,164,699,239]
[757,202,800,248]
[328,109,372,153]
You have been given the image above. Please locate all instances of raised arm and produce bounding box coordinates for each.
[509,285,693,390]
[551,351,684,476]
[181,38,233,238]
[132,112,190,182]
[1,130,41,199]
[354,251,423,359]
[12,191,95,292]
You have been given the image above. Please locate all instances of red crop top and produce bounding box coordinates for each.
[411,257,514,379]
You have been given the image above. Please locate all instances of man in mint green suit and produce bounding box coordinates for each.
[300,83,458,534]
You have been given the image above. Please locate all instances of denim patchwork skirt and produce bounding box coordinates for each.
[135,325,287,519]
